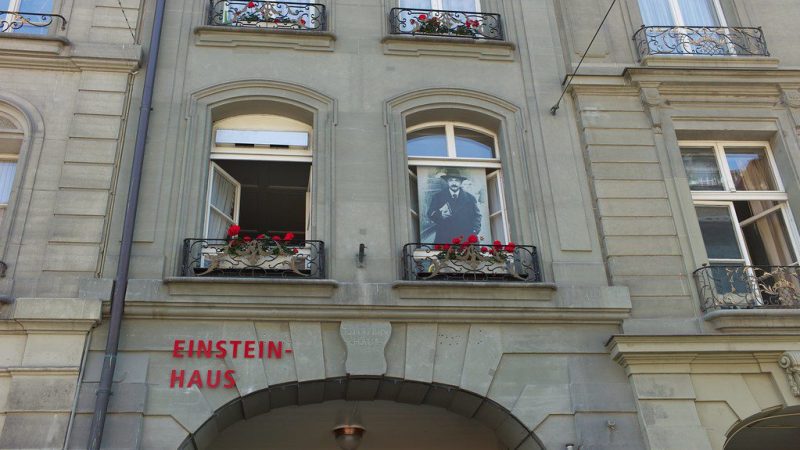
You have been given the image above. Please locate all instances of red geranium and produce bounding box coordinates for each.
[493,239,502,250]
[481,246,489,253]
[434,244,442,251]
[467,234,479,244]
[443,244,451,251]
[284,232,295,241]
[227,224,241,237]
[246,1,256,7]
[272,235,281,241]
[504,242,516,253]
[292,248,299,254]
[256,234,266,239]
[243,235,252,242]
[299,18,306,26]
[451,237,461,245]
[418,14,427,20]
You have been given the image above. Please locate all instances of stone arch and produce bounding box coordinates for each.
[382,87,548,279]
[724,405,800,450]
[0,93,46,275]
[179,376,546,450]
[169,79,337,274]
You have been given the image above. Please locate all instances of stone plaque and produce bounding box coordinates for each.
[340,321,392,375]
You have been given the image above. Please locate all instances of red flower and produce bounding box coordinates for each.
[284,232,295,241]
[292,248,299,254]
[493,239,502,250]
[256,234,266,239]
[243,235,253,242]
[246,1,256,7]
[418,14,427,21]
[467,234,479,244]
[299,18,306,25]
[443,244,451,251]
[504,242,516,253]
[229,239,239,247]
[272,235,282,241]
[227,224,241,237]
[451,237,461,245]
[274,18,280,23]
[481,246,489,253]
[434,244,442,251]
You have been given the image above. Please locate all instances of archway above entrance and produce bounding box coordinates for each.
[180,376,544,450]
[725,406,800,450]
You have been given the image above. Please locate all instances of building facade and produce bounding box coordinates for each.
[1,0,800,449]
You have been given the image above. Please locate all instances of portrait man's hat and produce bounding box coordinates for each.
[438,167,468,181]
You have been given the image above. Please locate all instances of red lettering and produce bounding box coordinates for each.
[173,340,185,358]
[215,340,227,359]
[170,369,185,388]
[187,370,203,388]
[244,340,255,358]
[197,340,213,358]
[258,341,264,359]
[230,340,242,358]
[223,369,236,388]
[268,341,283,359]
[206,370,221,388]
[188,339,195,357]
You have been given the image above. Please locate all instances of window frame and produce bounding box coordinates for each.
[638,0,727,26]
[681,140,800,267]
[406,120,509,243]
[400,1,481,13]
[0,0,56,34]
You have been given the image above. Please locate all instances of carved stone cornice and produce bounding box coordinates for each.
[778,351,800,397]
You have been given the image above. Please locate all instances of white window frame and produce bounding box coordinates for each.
[400,1,481,13]
[406,121,508,242]
[1,0,54,33]
[681,140,800,267]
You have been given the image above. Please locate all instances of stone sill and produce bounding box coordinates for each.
[163,276,338,298]
[194,25,335,51]
[704,308,800,333]
[381,34,515,61]
[392,280,556,301]
[640,54,780,69]
[0,33,69,55]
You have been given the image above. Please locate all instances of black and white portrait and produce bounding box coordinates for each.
[417,166,492,244]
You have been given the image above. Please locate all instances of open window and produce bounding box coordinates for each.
[0,0,55,34]
[0,110,21,227]
[399,0,480,12]
[682,141,800,307]
[205,114,312,241]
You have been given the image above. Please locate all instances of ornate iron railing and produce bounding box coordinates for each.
[402,243,540,282]
[388,7,503,40]
[634,26,769,59]
[208,1,326,31]
[0,10,66,33]
[694,265,800,312]
[182,238,325,278]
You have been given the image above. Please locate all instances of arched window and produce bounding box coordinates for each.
[206,114,312,240]
[406,121,508,244]
[0,110,22,226]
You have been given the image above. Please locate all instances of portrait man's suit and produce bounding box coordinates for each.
[427,177,482,242]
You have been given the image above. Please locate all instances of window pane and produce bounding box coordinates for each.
[210,170,236,218]
[696,205,743,260]
[0,161,17,203]
[741,209,797,266]
[407,127,447,158]
[409,171,419,215]
[399,0,431,9]
[675,0,720,26]
[0,1,11,11]
[17,0,52,35]
[725,147,777,191]
[454,127,494,158]
[443,0,478,12]
[638,0,674,25]
[490,214,506,243]
[487,173,502,214]
[681,147,723,191]
[708,263,751,297]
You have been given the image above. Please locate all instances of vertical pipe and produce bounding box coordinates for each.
[87,0,166,448]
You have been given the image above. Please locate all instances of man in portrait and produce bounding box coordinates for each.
[426,167,482,243]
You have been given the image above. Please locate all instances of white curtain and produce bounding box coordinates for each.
[442,0,478,12]
[638,0,673,25]
[0,162,17,204]
[400,0,431,9]
[676,0,719,25]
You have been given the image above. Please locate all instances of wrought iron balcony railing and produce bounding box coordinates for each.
[388,7,503,40]
[0,10,66,33]
[634,25,769,59]
[182,238,325,279]
[694,265,800,312]
[402,243,540,282]
[208,1,326,31]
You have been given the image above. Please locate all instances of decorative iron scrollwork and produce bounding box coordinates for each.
[182,238,325,279]
[633,26,768,59]
[208,1,326,31]
[402,243,540,282]
[693,265,800,312]
[388,7,503,40]
[0,10,66,33]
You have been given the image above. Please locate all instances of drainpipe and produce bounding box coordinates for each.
[87,0,166,448]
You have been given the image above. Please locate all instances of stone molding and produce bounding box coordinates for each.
[778,351,800,396]
[194,26,336,52]
[704,309,800,333]
[0,35,141,72]
[10,297,101,333]
[639,55,780,69]
[381,34,515,61]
